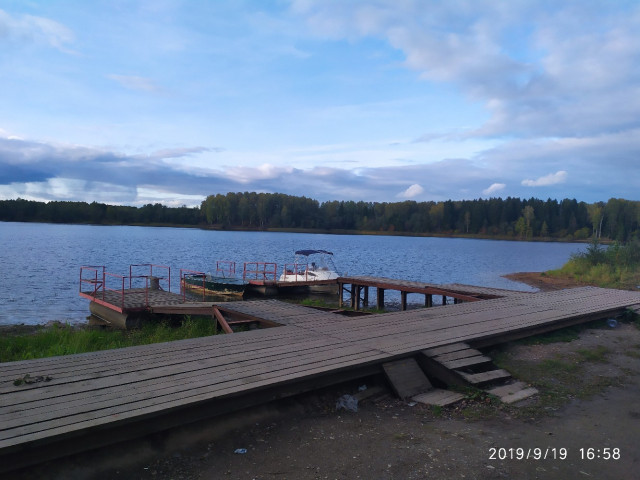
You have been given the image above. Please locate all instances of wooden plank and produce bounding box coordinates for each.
[422,343,471,357]
[457,369,511,386]
[487,382,538,404]
[382,358,432,399]
[431,348,484,362]
[412,389,465,406]
[440,355,492,370]
[212,306,233,333]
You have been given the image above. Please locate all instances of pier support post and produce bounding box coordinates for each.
[351,284,358,310]
[338,282,343,308]
[425,294,432,308]
[401,291,408,311]
[363,286,369,308]
[442,295,447,306]
[376,288,385,310]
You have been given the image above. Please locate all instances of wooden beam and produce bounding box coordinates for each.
[425,294,432,308]
[350,284,356,309]
[212,306,233,334]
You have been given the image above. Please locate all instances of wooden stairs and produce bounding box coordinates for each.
[421,343,538,404]
[381,343,538,407]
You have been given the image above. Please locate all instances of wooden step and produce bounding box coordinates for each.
[433,348,484,363]
[456,369,512,386]
[486,381,539,404]
[382,358,432,399]
[442,354,492,369]
[423,342,472,357]
[412,389,465,407]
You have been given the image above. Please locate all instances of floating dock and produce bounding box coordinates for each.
[1,280,639,473]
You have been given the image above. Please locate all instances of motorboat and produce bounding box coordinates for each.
[279,249,339,283]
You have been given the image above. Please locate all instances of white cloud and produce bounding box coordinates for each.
[397,184,424,199]
[225,163,296,184]
[0,8,75,52]
[482,183,506,195]
[522,170,567,187]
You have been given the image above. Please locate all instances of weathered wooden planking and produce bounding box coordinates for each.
[1,348,390,448]
[412,389,465,406]
[382,358,432,399]
[1,345,384,441]
[0,325,314,382]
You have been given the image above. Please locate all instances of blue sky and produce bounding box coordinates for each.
[1,0,639,207]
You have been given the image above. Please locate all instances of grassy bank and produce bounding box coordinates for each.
[0,316,220,363]
[546,239,640,289]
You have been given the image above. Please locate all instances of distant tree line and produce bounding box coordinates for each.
[0,199,201,226]
[1,194,639,242]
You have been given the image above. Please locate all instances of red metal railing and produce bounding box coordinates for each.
[79,264,172,311]
[180,268,207,301]
[79,266,105,297]
[242,262,278,282]
[103,272,130,310]
[129,264,171,291]
[282,263,309,282]
[215,261,236,278]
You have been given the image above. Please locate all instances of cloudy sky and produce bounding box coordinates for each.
[1,0,639,207]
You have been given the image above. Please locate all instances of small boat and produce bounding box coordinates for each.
[182,262,248,297]
[279,249,339,285]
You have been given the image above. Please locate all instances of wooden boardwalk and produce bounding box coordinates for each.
[337,275,524,310]
[2,286,640,472]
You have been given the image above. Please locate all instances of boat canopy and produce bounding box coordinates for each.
[294,249,333,256]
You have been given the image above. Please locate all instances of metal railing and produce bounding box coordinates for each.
[129,264,171,291]
[282,263,309,282]
[215,261,237,278]
[180,268,207,301]
[242,262,277,282]
[79,264,172,311]
[79,265,106,297]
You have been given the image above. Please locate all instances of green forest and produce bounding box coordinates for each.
[1,194,639,242]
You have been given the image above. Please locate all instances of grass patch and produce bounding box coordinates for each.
[0,316,221,363]
[492,347,623,419]
[548,238,640,289]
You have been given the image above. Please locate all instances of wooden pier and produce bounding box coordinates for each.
[338,275,522,311]
[1,285,640,473]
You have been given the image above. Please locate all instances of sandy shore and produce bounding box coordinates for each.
[504,271,591,292]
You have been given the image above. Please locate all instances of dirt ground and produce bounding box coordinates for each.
[9,275,640,480]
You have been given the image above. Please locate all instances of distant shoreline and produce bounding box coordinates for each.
[1,219,592,244]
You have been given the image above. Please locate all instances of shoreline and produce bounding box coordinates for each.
[503,271,589,292]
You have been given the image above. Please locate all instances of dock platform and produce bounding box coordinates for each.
[338,275,525,310]
[2,286,640,473]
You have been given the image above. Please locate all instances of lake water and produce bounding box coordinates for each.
[0,222,587,326]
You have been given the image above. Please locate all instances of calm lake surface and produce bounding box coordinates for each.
[0,222,587,326]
